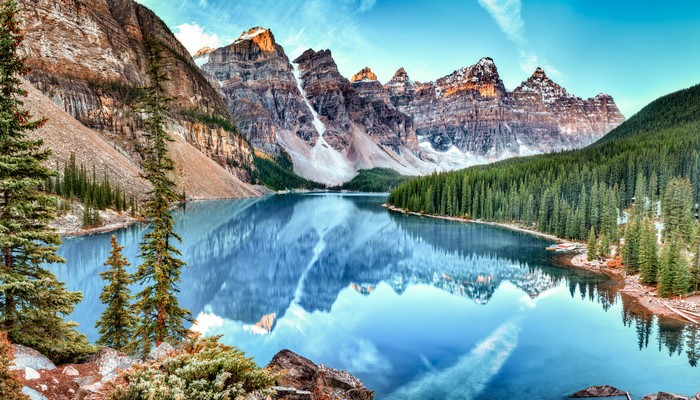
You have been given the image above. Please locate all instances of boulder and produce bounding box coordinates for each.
[24,367,41,380]
[62,365,80,376]
[21,386,49,400]
[570,385,628,398]
[147,342,175,362]
[85,347,136,380]
[656,393,690,400]
[266,349,374,400]
[12,344,56,371]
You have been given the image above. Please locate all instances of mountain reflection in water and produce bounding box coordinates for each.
[49,193,700,399]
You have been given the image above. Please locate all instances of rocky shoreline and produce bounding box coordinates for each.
[13,344,373,400]
[384,204,700,326]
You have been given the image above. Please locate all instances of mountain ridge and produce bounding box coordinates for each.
[196,27,624,184]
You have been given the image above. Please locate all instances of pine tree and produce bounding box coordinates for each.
[639,219,659,285]
[662,178,694,242]
[0,0,91,364]
[0,331,27,399]
[622,217,641,273]
[598,232,610,258]
[634,172,646,216]
[691,223,700,292]
[96,236,136,353]
[658,236,689,298]
[587,227,597,261]
[133,38,191,356]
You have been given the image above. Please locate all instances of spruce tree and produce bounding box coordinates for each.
[662,178,694,242]
[658,236,689,297]
[639,219,659,285]
[0,0,90,364]
[587,227,597,261]
[96,236,137,353]
[133,38,191,356]
[622,217,641,273]
[691,223,700,292]
[598,232,610,258]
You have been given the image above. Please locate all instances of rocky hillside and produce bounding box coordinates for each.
[199,28,623,183]
[18,0,255,183]
[386,58,625,160]
[199,28,427,185]
[24,78,260,200]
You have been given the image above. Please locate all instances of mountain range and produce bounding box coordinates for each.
[18,0,625,190]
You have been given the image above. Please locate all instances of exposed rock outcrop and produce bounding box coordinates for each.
[23,78,259,200]
[200,29,425,185]
[569,385,628,398]
[12,345,56,372]
[265,349,374,400]
[18,0,255,183]
[386,59,625,157]
[350,67,378,83]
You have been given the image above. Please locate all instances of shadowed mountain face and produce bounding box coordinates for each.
[50,194,698,399]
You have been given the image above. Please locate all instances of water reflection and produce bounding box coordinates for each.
[49,194,699,399]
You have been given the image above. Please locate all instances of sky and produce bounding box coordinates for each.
[136,0,700,117]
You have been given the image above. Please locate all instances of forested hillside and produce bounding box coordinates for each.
[389,83,700,296]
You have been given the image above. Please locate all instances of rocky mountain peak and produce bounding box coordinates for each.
[531,67,547,80]
[233,26,275,52]
[193,46,215,58]
[193,46,215,66]
[389,67,413,85]
[351,67,378,83]
[435,57,506,99]
[514,67,572,102]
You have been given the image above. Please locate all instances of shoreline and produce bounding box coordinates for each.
[384,204,700,325]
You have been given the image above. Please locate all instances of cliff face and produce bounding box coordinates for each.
[200,29,424,185]
[18,0,254,181]
[203,27,318,154]
[199,27,623,182]
[386,59,626,157]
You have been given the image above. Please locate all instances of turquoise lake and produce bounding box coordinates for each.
[49,193,699,399]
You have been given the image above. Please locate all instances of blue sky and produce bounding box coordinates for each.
[137,0,700,117]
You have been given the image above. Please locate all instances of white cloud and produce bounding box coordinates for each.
[477,0,525,46]
[174,22,222,55]
[518,50,562,78]
[478,1,564,80]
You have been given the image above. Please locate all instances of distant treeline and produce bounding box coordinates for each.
[44,153,137,216]
[388,83,700,297]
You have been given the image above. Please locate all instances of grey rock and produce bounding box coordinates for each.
[24,367,41,380]
[85,347,135,380]
[570,385,628,398]
[267,349,374,400]
[21,387,49,400]
[147,342,175,361]
[62,365,79,376]
[656,393,690,400]
[11,344,55,371]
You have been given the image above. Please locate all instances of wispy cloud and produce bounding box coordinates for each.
[477,0,525,46]
[174,22,222,54]
[477,0,562,79]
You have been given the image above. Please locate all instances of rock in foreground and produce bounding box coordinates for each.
[264,349,374,400]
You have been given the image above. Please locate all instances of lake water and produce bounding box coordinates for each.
[49,193,699,399]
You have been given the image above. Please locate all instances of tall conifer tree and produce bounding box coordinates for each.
[96,236,136,353]
[133,38,191,356]
[0,0,90,363]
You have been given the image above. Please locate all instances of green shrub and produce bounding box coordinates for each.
[108,334,276,400]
